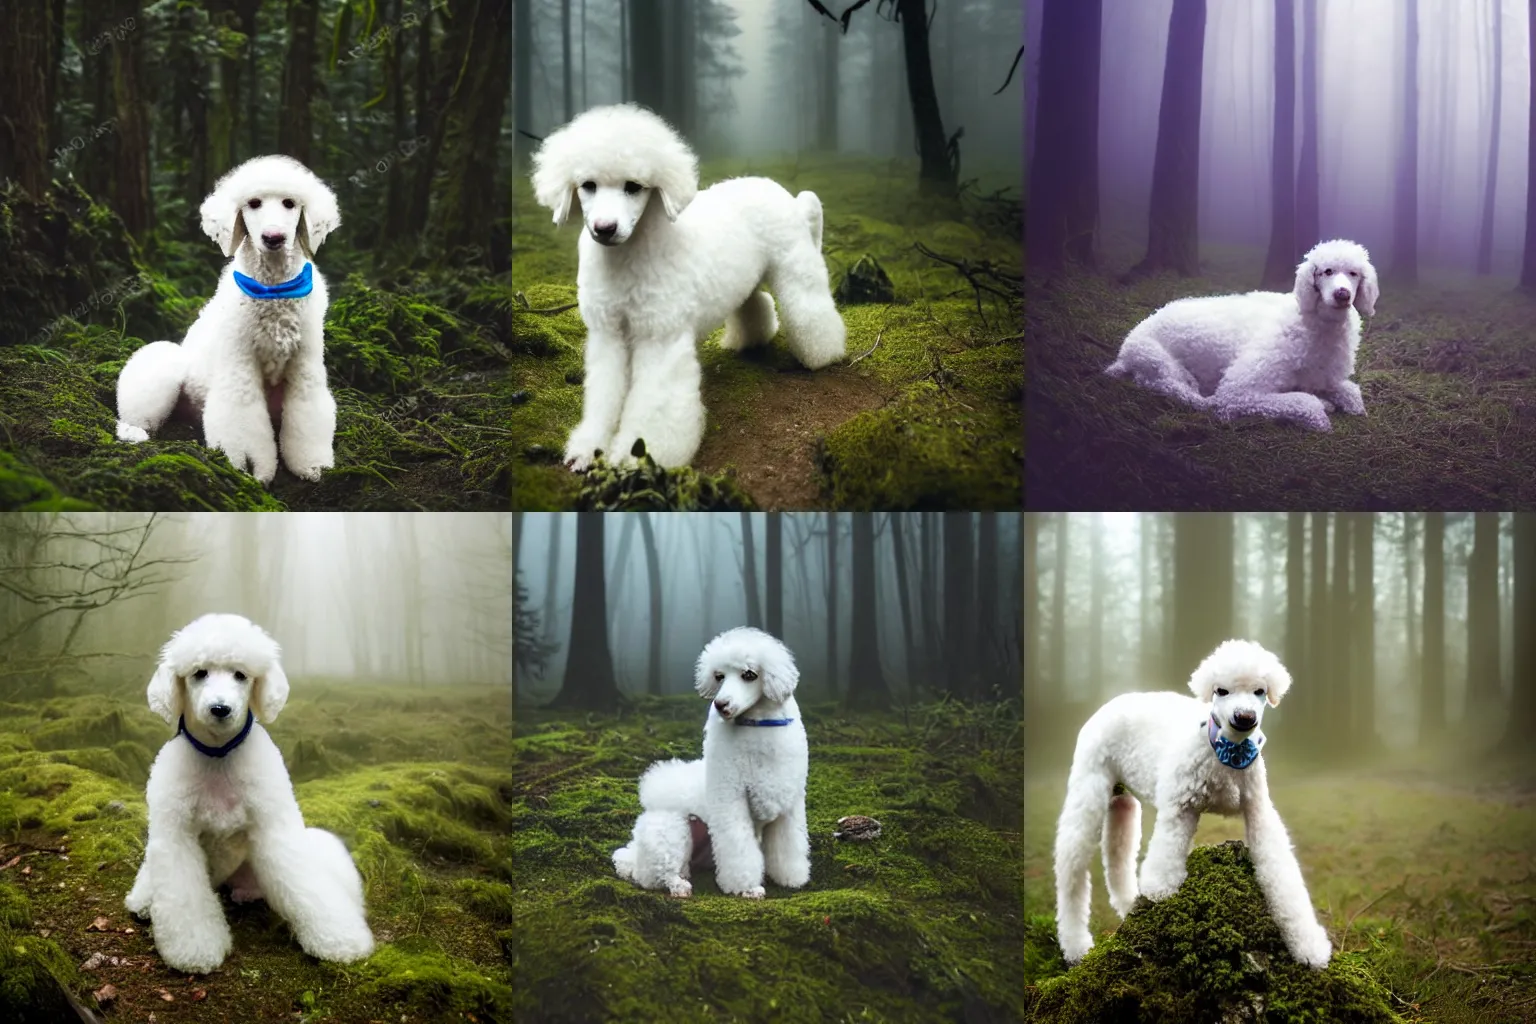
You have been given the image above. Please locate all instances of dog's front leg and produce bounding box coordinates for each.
[1137,807,1199,900]
[248,825,373,963]
[279,353,337,481]
[1243,783,1332,968]
[609,333,705,469]
[203,381,280,483]
[762,798,811,889]
[565,329,631,471]
[708,798,766,898]
[141,829,231,973]
[1316,379,1365,416]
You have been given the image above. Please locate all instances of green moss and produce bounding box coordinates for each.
[355,939,513,1016]
[575,442,757,510]
[325,274,448,391]
[1026,843,1403,1023]
[0,885,85,1023]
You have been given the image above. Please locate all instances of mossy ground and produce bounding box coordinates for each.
[1,184,516,511]
[511,697,1024,1022]
[509,157,1022,510]
[1027,241,1536,510]
[1023,755,1536,1023]
[0,680,512,1022]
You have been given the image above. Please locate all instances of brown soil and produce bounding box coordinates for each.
[695,366,892,509]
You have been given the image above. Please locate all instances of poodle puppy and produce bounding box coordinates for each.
[1053,639,1331,969]
[116,155,341,483]
[532,104,847,470]
[125,614,373,974]
[612,627,810,899]
[1106,239,1378,431]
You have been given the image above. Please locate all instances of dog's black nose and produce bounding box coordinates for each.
[1332,287,1350,304]
[713,699,731,717]
[593,221,617,240]
[210,704,231,720]
[1230,710,1257,731]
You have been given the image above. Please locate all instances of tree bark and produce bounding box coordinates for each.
[562,0,574,122]
[550,514,621,709]
[1025,512,1040,717]
[826,512,839,696]
[943,513,976,698]
[0,1,53,196]
[1088,513,1103,700]
[740,513,763,629]
[1172,513,1233,680]
[892,513,917,691]
[1286,512,1306,685]
[631,0,665,114]
[108,0,152,237]
[817,18,839,151]
[846,514,891,709]
[1308,512,1330,736]
[277,0,319,166]
[1421,512,1445,738]
[1352,514,1375,745]
[638,513,663,697]
[1131,0,1207,277]
[1507,514,1536,743]
[1027,0,1102,271]
[515,0,533,163]
[1261,0,1298,289]
[1331,514,1353,749]
[1051,514,1068,704]
[765,513,783,638]
[1294,0,1320,252]
[1467,512,1503,706]
[1478,0,1504,274]
[977,512,1000,688]
[1397,0,1421,285]
[895,0,957,194]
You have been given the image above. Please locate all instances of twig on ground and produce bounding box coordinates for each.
[849,329,883,365]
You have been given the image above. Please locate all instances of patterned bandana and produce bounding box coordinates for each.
[233,262,313,300]
[1207,713,1264,770]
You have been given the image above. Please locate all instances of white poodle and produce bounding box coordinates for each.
[1106,239,1378,431]
[612,627,810,899]
[531,104,847,471]
[1053,639,1331,970]
[125,614,373,974]
[116,155,341,483]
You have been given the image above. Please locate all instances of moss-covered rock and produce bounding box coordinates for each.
[325,274,448,391]
[835,253,897,305]
[576,441,757,510]
[1026,842,1404,1023]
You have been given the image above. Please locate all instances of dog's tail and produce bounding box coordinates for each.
[116,340,189,443]
[796,190,824,251]
[612,842,637,881]
[638,758,705,815]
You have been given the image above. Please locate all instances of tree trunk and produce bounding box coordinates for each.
[638,513,663,697]
[740,513,763,629]
[631,0,665,114]
[895,0,957,194]
[1421,512,1445,738]
[943,513,976,698]
[1294,0,1320,252]
[1403,512,1418,664]
[108,0,152,237]
[0,1,53,197]
[382,0,410,246]
[1025,513,1040,716]
[1308,512,1330,736]
[892,513,918,691]
[1261,0,1298,289]
[1330,514,1352,750]
[977,512,1000,689]
[921,512,938,680]
[1286,512,1306,684]
[1172,513,1233,680]
[1478,0,1504,273]
[620,0,630,102]
[1051,514,1068,703]
[1467,512,1503,706]
[562,0,573,122]
[1027,0,1102,271]
[1353,514,1375,745]
[1397,0,1420,285]
[550,514,622,709]
[826,512,839,696]
[1507,514,1536,744]
[543,513,563,646]
[277,0,319,165]
[1131,0,1207,278]
[1141,514,1158,679]
[515,0,533,162]
[846,514,891,709]
[818,19,839,151]
[765,513,783,638]
[1089,513,1103,699]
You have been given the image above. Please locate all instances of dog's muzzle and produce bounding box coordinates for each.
[1207,714,1264,770]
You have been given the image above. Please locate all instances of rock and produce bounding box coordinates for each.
[833,815,882,841]
[834,255,896,305]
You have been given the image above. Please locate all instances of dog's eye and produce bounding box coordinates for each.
[742,670,758,682]
[282,199,295,209]
[1323,268,1332,275]
[581,180,596,192]
[247,199,261,210]
[714,671,725,682]
[1347,271,1357,277]
[193,669,208,680]
[1255,688,1265,697]
[1215,688,1228,697]
[623,181,643,195]
[234,671,247,682]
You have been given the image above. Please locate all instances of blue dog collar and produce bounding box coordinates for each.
[738,717,794,727]
[233,262,313,300]
[1208,714,1263,770]
[178,709,254,757]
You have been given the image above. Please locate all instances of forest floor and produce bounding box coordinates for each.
[1022,754,1536,1023]
[1,181,517,511]
[511,697,1024,1022]
[0,680,513,1022]
[1026,240,1536,509]
[509,157,1023,510]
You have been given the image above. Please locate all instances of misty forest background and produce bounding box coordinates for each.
[1023,512,1536,1022]
[0,0,515,513]
[509,0,1024,511]
[1025,0,1536,511]
[509,512,1023,1021]
[0,512,516,1021]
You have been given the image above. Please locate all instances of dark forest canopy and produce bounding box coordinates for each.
[1024,513,1536,760]
[513,512,1024,710]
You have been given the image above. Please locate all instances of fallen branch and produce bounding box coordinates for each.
[849,329,884,365]
[912,241,1021,325]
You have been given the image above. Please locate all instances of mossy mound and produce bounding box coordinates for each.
[0,884,86,1023]
[1026,842,1404,1024]
[576,441,757,510]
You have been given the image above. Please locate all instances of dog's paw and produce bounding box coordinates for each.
[281,445,334,482]
[736,885,766,900]
[1290,928,1332,969]
[563,425,610,472]
[1137,867,1184,902]
[301,921,374,964]
[1058,931,1093,964]
[154,921,232,974]
[116,422,150,443]
[666,878,693,898]
[213,440,278,484]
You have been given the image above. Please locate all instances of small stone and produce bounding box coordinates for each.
[833,815,882,841]
[509,390,531,405]
[93,983,118,1006]
[87,915,111,931]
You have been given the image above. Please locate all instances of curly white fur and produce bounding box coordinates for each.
[1053,639,1331,970]
[125,614,372,974]
[1106,239,1378,431]
[531,104,847,470]
[115,155,341,483]
[612,627,810,899]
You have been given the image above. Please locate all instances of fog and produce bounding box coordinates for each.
[0,512,513,694]
[514,512,1023,707]
[1028,0,1536,275]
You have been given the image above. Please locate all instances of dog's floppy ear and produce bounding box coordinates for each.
[658,187,688,222]
[296,177,340,254]
[694,654,722,699]
[759,636,799,704]
[1293,254,1319,313]
[1354,255,1379,317]
[146,660,182,725]
[550,187,575,227]
[1261,660,1293,707]
[200,195,247,258]
[252,660,290,723]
